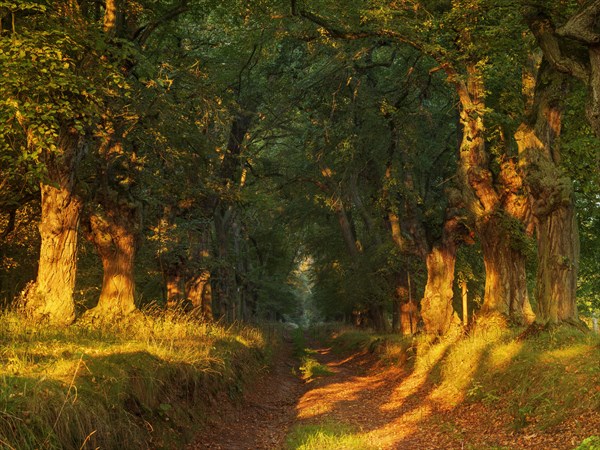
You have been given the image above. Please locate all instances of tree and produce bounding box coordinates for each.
[515,58,580,325]
[1,1,125,324]
[293,0,537,330]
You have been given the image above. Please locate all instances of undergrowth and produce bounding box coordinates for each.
[329,321,600,446]
[0,308,271,449]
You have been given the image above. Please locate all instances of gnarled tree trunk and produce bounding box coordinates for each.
[21,132,82,325]
[478,215,535,323]
[86,202,139,319]
[420,217,460,335]
[453,63,533,324]
[421,244,456,336]
[535,205,579,322]
[186,270,212,318]
[515,61,579,324]
[23,183,81,325]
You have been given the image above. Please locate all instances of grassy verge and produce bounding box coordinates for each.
[329,322,600,446]
[0,309,272,449]
[285,421,377,450]
[329,326,415,366]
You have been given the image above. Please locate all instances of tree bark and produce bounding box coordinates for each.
[535,204,579,322]
[368,303,387,333]
[22,183,81,325]
[478,215,535,323]
[166,273,184,308]
[83,136,141,321]
[453,64,533,323]
[186,270,212,318]
[515,61,579,323]
[86,202,139,319]
[184,224,213,319]
[21,131,82,326]
[391,270,408,334]
[420,219,458,335]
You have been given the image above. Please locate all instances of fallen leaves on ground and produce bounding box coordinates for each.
[189,340,599,449]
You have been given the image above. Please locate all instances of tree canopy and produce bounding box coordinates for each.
[0,0,598,331]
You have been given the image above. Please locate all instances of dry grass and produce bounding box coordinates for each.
[0,307,270,449]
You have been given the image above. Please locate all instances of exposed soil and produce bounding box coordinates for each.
[189,338,600,450]
[187,336,306,450]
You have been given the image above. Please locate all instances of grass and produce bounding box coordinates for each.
[576,436,600,449]
[328,321,600,441]
[285,421,377,450]
[329,326,415,367]
[0,307,271,449]
[291,328,333,381]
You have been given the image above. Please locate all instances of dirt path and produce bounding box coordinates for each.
[295,345,599,449]
[190,340,599,450]
[187,337,306,450]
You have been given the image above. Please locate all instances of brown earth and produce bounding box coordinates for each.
[187,336,306,450]
[188,338,600,450]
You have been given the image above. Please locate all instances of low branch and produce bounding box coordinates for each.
[557,0,600,44]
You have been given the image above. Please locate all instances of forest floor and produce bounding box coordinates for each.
[188,333,600,450]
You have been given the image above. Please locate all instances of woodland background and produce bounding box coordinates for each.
[1,0,599,333]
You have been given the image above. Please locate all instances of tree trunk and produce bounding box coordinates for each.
[21,131,82,326]
[86,206,138,318]
[213,205,235,321]
[461,280,468,326]
[453,63,533,323]
[536,205,579,322]
[479,215,535,323]
[515,60,579,324]
[420,232,457,336]
[185,270,212,319]
[210,112,254,323]
[400,300,418,335]
[166,273,184,308]
[22,182,81,325]
[368,303,387,333]
[391,270,417,335]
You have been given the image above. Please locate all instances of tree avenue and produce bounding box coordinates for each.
[0,0,598,332]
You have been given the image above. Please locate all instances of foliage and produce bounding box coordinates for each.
[562,84,600,317]
[0,1,127,184]
[576,436,600,450]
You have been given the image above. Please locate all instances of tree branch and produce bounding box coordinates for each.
[557,0,600,44]
[294,7,425,54]
[133,0,189,47]
[525,11,590,83]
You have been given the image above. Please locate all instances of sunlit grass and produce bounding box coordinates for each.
[0,308,270,449]
[327,321,600,440]
[575,436,600,449]
[285,421,377,450]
